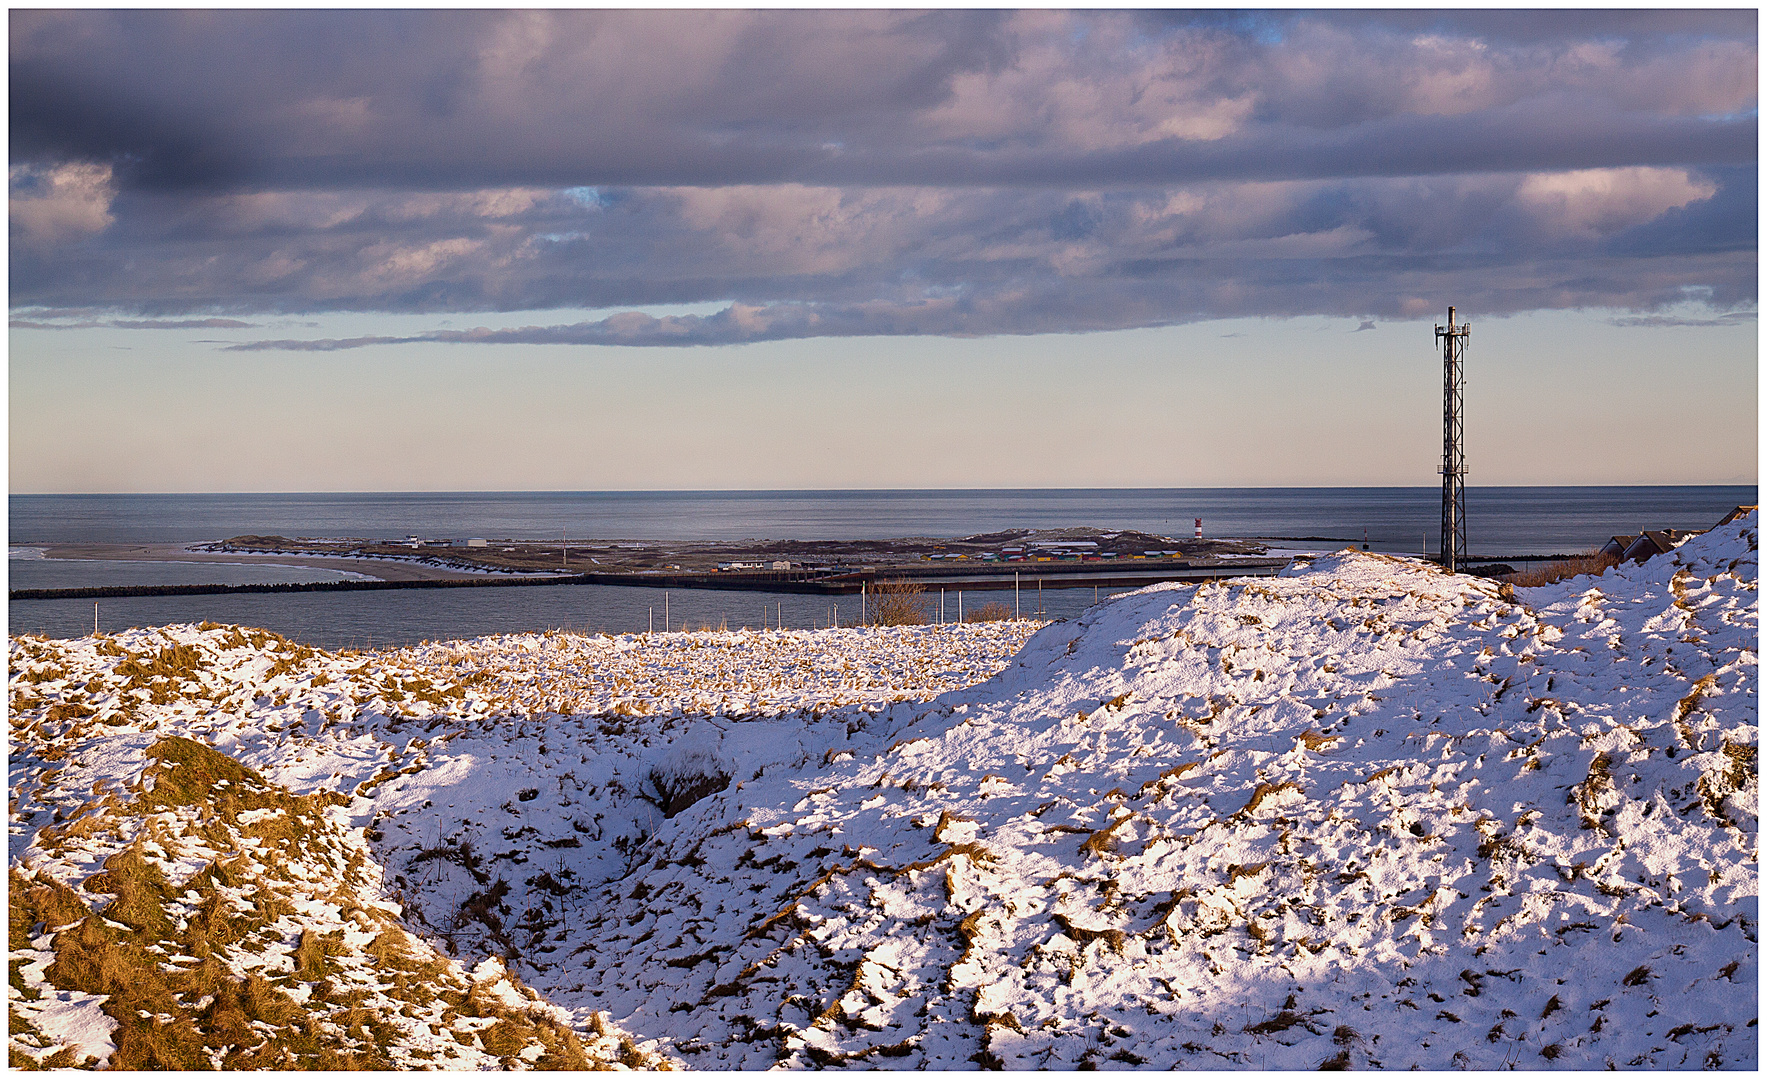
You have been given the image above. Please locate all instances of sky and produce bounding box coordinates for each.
[8,9,1758,493]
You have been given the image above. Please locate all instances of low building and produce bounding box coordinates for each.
[1622,529,1701,563]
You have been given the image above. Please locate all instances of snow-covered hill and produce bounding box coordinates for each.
[10,515,1756,1069]
[8,620,1036,1068]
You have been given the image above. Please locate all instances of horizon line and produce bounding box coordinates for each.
[10,482,1759,499]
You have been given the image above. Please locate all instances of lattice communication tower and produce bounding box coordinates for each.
[1435,306,1469,571]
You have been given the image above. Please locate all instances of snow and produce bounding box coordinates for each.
[9,931,117,1068]
[9,514,1757,1069]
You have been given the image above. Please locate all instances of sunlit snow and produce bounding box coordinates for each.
[10,515,1756,1069]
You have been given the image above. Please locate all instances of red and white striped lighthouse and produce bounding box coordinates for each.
[1195,518,1203,541]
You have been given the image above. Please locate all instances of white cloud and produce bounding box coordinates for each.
[9,162,116,248]
[1515,167,1717,239]
[923,12,1259,150]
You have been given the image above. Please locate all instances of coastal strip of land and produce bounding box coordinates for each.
[27,542,482,582]
[10,557,1292,601]
[12,527,1588,602]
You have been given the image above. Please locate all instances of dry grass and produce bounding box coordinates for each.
[1079,815,1133,859]
[1236,781,1303,818]
[13,723,606,1069]
[139,736,264,809]
[114,643,206,690]
[1503,551,1620,588]
[965,602,1015,623]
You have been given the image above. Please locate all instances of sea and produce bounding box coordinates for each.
[9,487,1754,648]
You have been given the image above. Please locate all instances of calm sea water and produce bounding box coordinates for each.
[10,487,1754,647]
[9,583,1092,650]
[10,487,1756,549]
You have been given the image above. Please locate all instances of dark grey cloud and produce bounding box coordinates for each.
[8,10,1757,336]
[218,241,1757,350]
[1147,9,1757,48]
[11,11,1755,191]
[10,167,1755,340]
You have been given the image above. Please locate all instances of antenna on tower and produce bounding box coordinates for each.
[1435,305,1470,572]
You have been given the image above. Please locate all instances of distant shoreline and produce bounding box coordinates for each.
[28,542,480,582]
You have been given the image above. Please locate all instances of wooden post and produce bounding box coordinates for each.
[1015,572,1020,620]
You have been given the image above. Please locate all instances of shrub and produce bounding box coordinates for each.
[866,582,929,626]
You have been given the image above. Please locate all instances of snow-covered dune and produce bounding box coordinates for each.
[8,620,1037,1068]
[9,515,1756,1069]
[535,514,1757,1069]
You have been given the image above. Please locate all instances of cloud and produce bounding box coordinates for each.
[223,230,1754,350]
[9,162,115,248]
[11,11,1753,192]
[110,317,256,330]
[1353,320,1376,332]
[7,10,1758,334]
[1516,167,1717,240]
[12,168,1750,338]
[223,300,1005,351]
[1607,311,1757,329]
[10,314,256,330]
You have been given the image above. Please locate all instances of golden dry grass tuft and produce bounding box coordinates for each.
[13,723,614,1069]
[139,736,264,809]
[1503,551,1620,588]
[965,602,1015,623]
